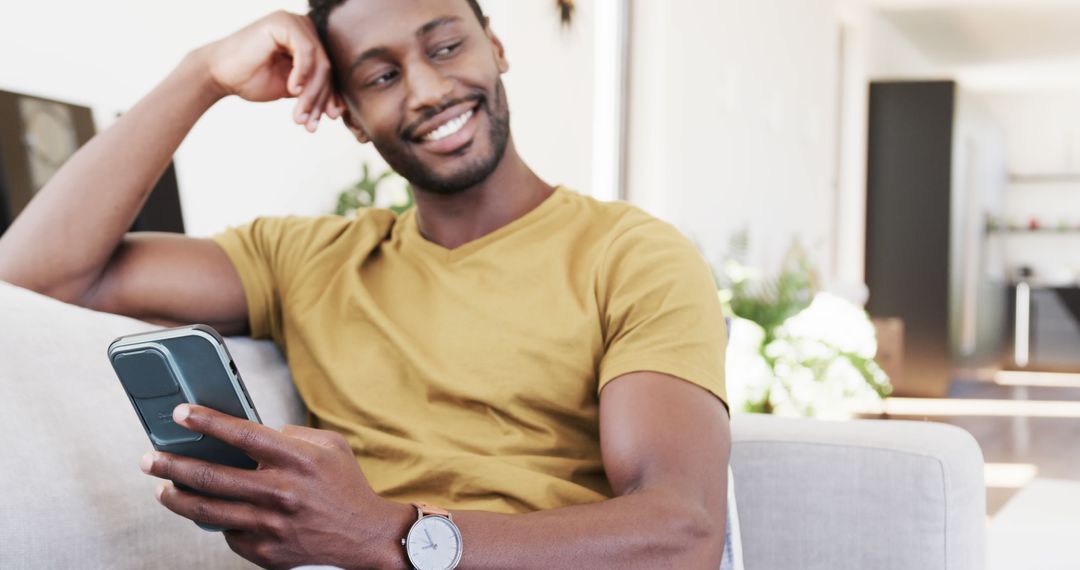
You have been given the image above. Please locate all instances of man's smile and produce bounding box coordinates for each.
[422,108,474,143]
[409,100,482,155]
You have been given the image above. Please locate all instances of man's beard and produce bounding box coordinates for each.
[373,81,511,196]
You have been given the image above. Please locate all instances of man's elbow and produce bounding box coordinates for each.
[651,495,727,566]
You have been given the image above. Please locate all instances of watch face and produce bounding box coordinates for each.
[406,515,463,570]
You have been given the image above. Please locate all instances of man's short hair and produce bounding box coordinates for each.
[308,0,486,52]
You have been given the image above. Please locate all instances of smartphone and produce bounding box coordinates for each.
[107,324,262,531]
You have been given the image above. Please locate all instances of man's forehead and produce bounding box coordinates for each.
[327,0,476,45]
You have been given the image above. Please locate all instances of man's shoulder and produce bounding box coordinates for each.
[211,209,400,280]
[554,191,705,282]
[237,209,397,248]
[558,187,673,244]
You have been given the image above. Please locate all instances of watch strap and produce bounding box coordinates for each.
[413,501,453,519]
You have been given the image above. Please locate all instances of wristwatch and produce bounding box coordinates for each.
[401,502,463,570]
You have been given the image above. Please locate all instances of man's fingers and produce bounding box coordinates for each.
[287,59,308,98]
[292,67,329,126]
[156,481,262,532]
[307,87,332,132]
[286,44,317,98]
[297,59,332,128]
[325,92,343,120]
[267,15,332,126]
[294,100,310,125]
[172,404,301,465]
[273,22,318,98]
[142,451,278,507]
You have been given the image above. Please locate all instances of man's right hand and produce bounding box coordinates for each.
[196,11,342,133]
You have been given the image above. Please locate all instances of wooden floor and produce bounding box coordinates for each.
[889,376,1080,516]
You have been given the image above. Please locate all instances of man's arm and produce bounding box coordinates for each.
[452,371,730,568]
[141,371,731,569]
[0,11,338,332]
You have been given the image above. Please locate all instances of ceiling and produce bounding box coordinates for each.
[869,0,1080,89]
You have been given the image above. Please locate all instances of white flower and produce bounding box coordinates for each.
[375,175,411,209]
[723,291,889,418]
[723,318,772,413]
[779,292,878,358]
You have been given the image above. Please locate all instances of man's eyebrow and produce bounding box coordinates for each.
[346,17,463,78]
[417,16,462,38]
[348,47,392,77]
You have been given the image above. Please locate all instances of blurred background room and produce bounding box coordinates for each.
[4,0,1080,567]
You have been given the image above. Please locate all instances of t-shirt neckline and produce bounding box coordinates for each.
[400,186,567,263]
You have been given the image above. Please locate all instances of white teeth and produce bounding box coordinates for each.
[422,109,474,142]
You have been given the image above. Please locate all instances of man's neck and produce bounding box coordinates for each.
[411,140,553,250]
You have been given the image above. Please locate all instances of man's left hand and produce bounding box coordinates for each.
[140,403,409,569]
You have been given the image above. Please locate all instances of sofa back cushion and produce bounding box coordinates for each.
[0,281,304,568]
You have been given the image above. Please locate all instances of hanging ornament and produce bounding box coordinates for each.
[558,0,575,26]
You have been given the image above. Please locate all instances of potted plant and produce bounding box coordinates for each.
[718,236,892,418]
[333,163,413,218]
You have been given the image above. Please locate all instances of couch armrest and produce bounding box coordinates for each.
[730,414,985,570]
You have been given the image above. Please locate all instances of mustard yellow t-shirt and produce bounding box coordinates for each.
[212,187,726,514]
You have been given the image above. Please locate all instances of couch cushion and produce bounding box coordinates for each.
[0,281,304,569]
[730,414,986,570]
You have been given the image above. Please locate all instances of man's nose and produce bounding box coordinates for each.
[405,60,454,113]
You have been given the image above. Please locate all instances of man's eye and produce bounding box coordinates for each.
[431,42,463,59]
[370,69,399,87]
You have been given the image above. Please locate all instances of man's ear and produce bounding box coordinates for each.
[483,19,510,74]
[342,107,370,144]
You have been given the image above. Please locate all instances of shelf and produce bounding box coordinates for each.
[989,229,1080,235]
[1009,284,1080,292]
[1009,173,1080,184]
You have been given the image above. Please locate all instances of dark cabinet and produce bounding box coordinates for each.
[866,81,1007,396]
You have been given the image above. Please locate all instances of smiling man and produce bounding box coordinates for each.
[0,1,731,568]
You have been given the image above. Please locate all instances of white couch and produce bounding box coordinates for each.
[0,281,986,569]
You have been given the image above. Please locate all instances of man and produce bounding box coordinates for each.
[0,0,731,567]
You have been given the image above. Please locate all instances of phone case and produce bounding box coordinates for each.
[107,324,262,531]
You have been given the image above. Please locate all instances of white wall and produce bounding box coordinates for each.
[628,0,841,280]
[950,93,1009,358]
[978,91,1080,286]
[980,92,1080,176]
[0,0,597,237]
[830,5,953,290]
[863,9,948,81]
[485,0,595,198]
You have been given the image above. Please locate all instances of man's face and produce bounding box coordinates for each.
[326,0,511,195]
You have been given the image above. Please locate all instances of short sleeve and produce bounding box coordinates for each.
[596,218,727,407]
[210,215,353,346]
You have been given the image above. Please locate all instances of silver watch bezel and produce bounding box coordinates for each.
[403,512,463,570]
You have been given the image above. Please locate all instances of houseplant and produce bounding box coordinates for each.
[718,236,892,419]
[333,163,413,218]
